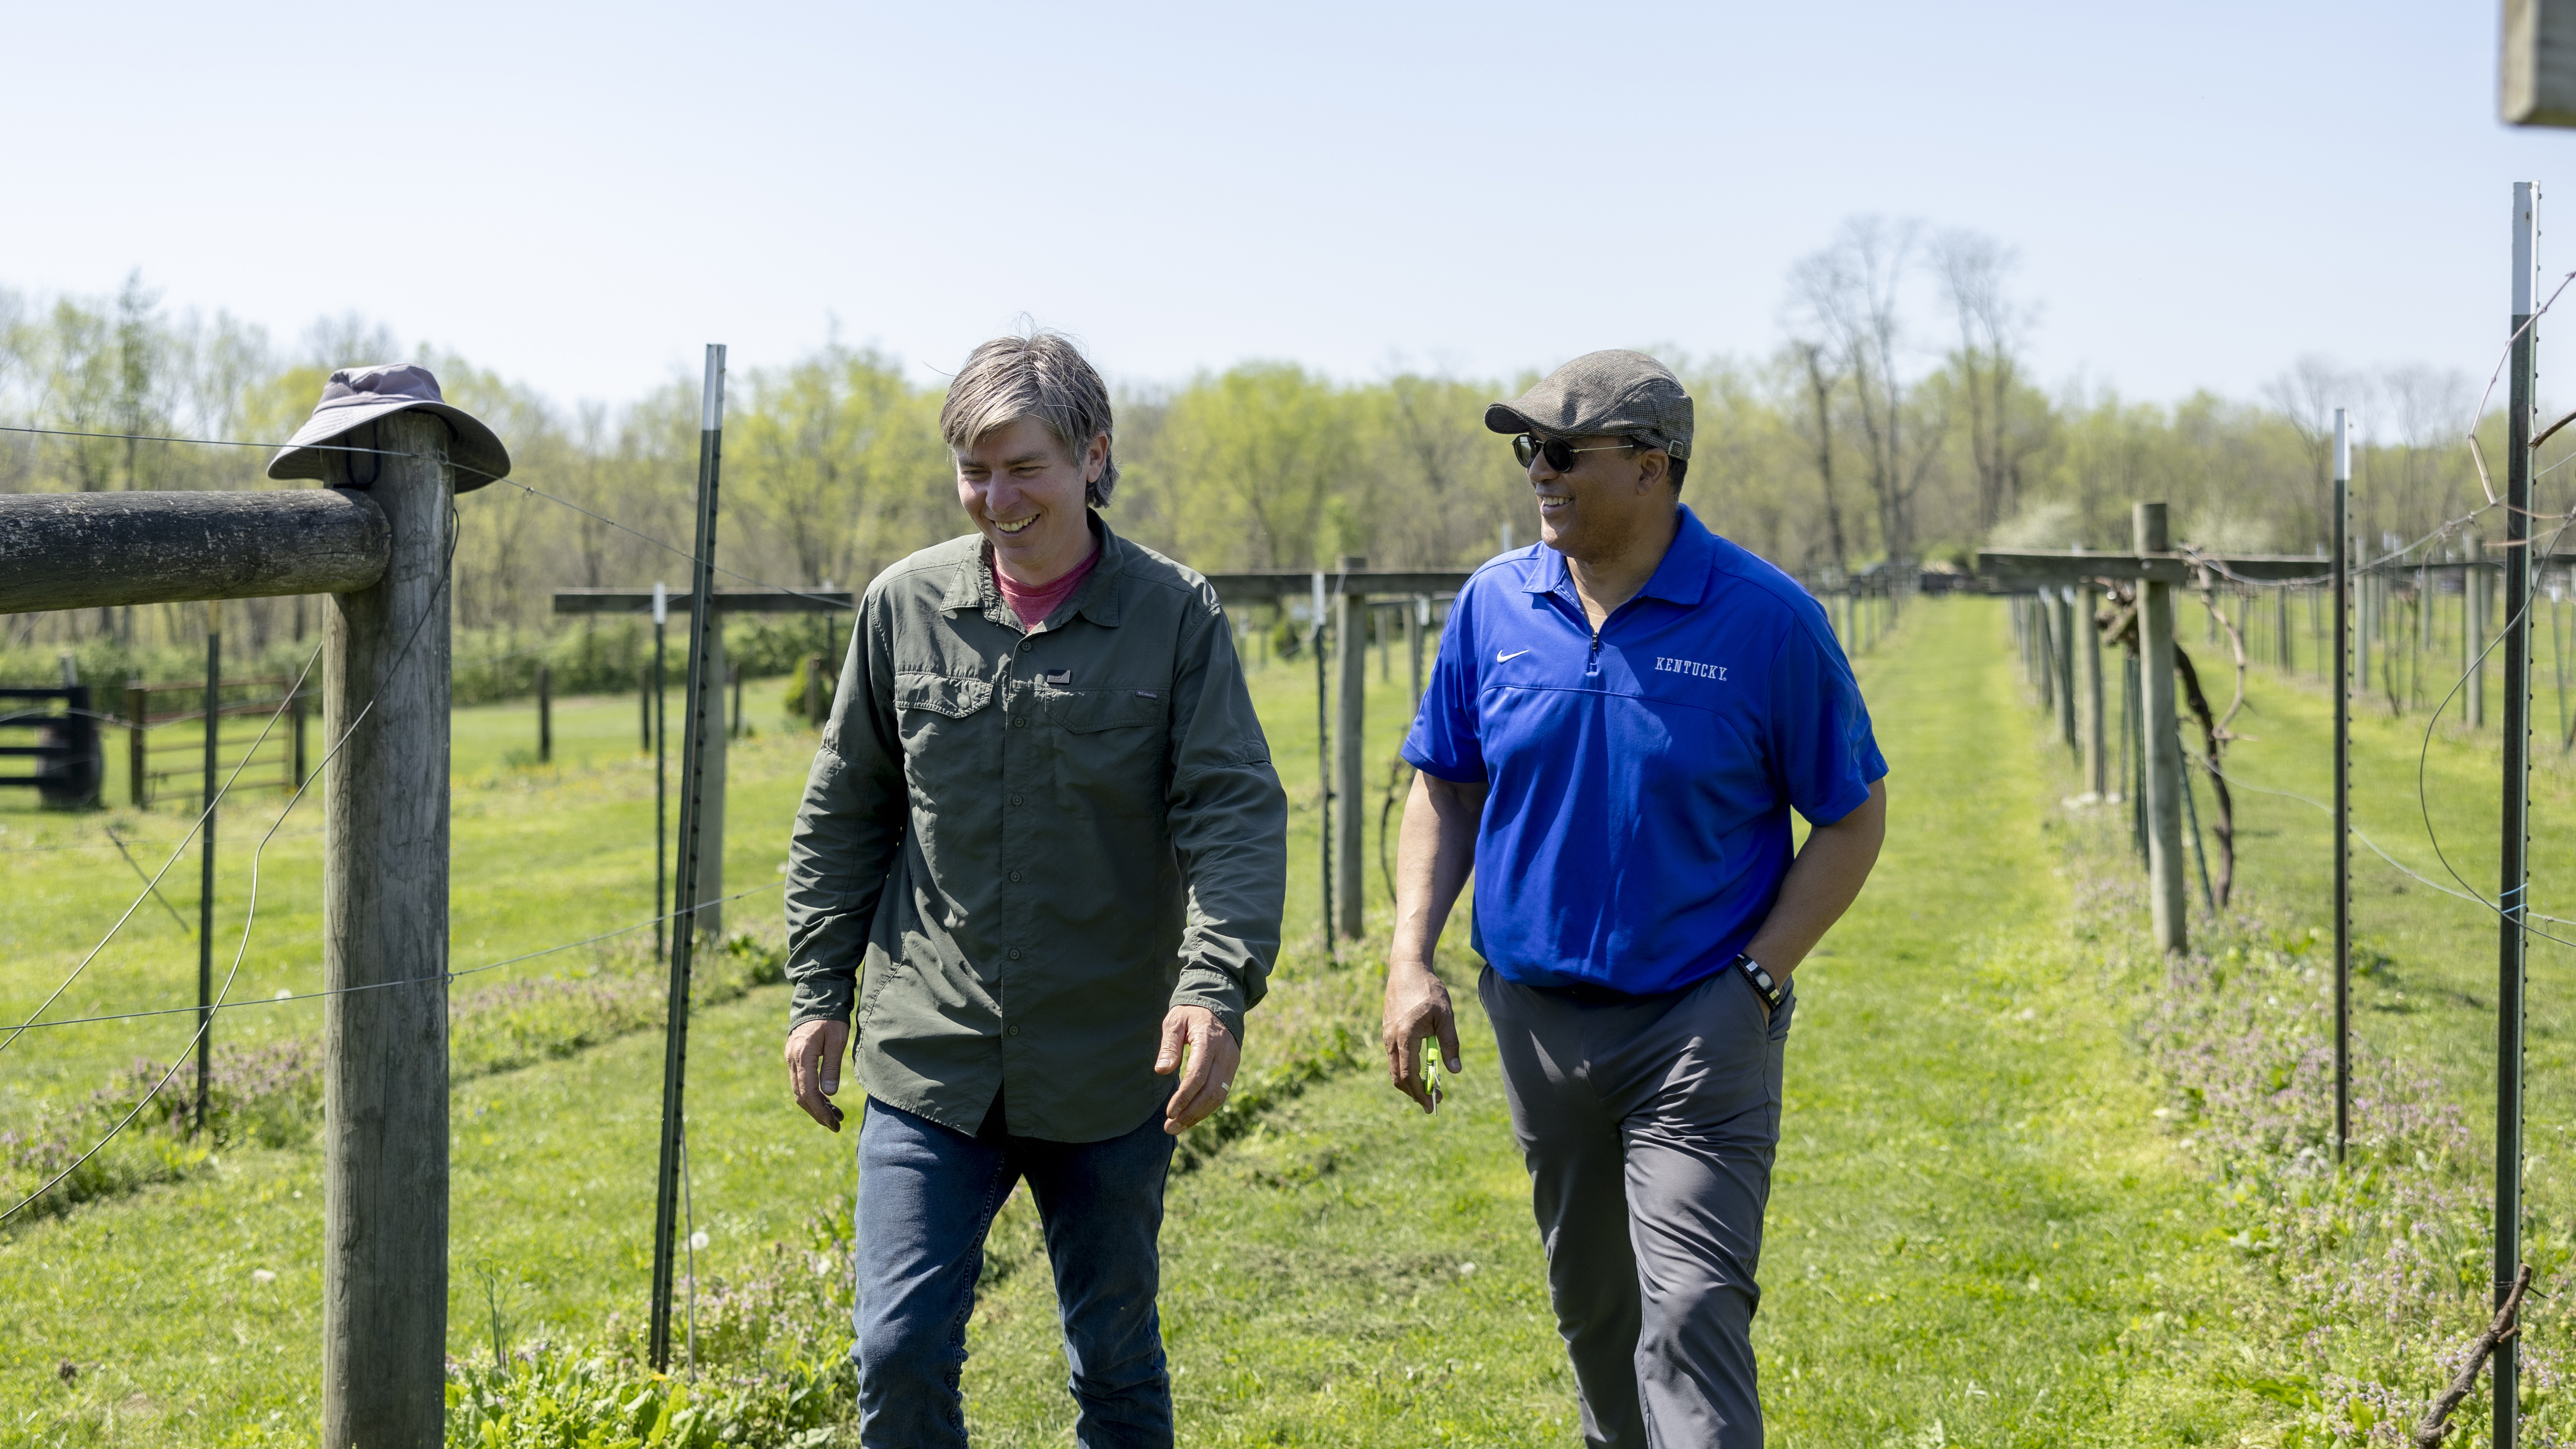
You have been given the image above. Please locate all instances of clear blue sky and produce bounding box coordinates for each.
[5,2,2562,414]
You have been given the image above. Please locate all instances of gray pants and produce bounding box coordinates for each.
[1481,965,1794,1449]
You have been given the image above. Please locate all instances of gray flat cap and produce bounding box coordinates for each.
[267,363,511,492]
[1484,349,1692,460]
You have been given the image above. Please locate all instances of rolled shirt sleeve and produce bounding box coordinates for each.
[783,583,907,1028]
[1161,589,1288,1042]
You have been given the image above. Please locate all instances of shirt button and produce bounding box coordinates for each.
[1007,1024,1021,1036]
[1008,948,1022,960]
[1018,641,1033,653]
[1009,870,1023,882]
[1010,794,1024,806]
[1013,717,1028,729]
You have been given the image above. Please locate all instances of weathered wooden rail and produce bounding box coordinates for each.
[0,487,387,613]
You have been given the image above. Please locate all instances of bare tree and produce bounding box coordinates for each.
[1932,229,2041,531]
[1784,342,1850,573]
[1791,216,1937,564]
[2261,355,2355,549]
[2379,364,2472,546]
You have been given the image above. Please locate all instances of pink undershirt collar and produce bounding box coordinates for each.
[993,541,1101,630]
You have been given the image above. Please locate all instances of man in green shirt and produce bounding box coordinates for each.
[781,331,1287,1447]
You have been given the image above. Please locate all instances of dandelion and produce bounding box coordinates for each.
[252,1268,277,1284]
[1457,1262,1477,1277]
[689,1230,710,1252]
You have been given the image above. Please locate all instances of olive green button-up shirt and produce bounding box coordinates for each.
[784,517,1287,1143]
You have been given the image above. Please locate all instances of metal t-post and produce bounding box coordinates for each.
[197,600,218,1136]
[2496,181,2540,1449]
[2136,502,2187,954]
[651,346,727,1371]
[2333,411,2352,1169]
[653,582,668,963]
[321,409,452,1447]
[538,663,552,765]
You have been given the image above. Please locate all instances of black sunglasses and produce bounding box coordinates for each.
[1513,433,1642,471]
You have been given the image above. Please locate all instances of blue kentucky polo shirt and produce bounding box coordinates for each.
[1402,505,1889,996]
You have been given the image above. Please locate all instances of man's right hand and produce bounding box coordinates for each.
[785,1018,852,1132]
[1381,960,1462,1115]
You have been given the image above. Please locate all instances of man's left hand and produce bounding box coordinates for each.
[1154,1005,1239,1136]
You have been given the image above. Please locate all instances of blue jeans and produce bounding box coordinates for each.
[852,1095,1177,1448]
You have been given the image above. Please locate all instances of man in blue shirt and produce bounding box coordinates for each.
[1382,350,1888,1449]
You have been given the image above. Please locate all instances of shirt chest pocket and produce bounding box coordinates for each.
[1044,688,1169,815]
[893,674,994,757]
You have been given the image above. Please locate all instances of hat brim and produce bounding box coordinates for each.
[1484,402,1543,436]
[266,398,511,492]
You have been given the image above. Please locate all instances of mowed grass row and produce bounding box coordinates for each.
[946,598,2285,1446]
[3,598,2294,1445]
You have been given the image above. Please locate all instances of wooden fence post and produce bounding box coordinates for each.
[321,410,452,1448]
[1334,558,1367,940]
[127,682,146,805]
[2081,585,2106,797]
[2136,502,2188,954]
[2034,595,2057,715]
[2053,587,2077,750]
[537,663,552,764]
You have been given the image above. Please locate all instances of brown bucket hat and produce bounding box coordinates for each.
[1484,349,1693,460]
[266,363,511,491]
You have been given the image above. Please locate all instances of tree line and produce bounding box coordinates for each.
[0,231,2519,689]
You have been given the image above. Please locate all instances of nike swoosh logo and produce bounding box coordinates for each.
[1497,649,1533,662]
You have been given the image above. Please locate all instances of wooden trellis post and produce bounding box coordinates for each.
[1200,566,1475,944]
[1334,557,1367,940]
[2081,583,2107,797]
[2135,503,2189,954]
[2053,586,2077,751]
[1981,515,2327,954]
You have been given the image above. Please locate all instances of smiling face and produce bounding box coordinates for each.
[955,415,1108,586]
[1527,433,1672,562]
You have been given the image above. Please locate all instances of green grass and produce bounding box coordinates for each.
[2155,588,2576,1206]
[1,601,2327,1446]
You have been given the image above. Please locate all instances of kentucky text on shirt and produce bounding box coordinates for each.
[1656,657,1727,680]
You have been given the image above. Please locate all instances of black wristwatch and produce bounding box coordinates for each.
[1733,953,1785,1012]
